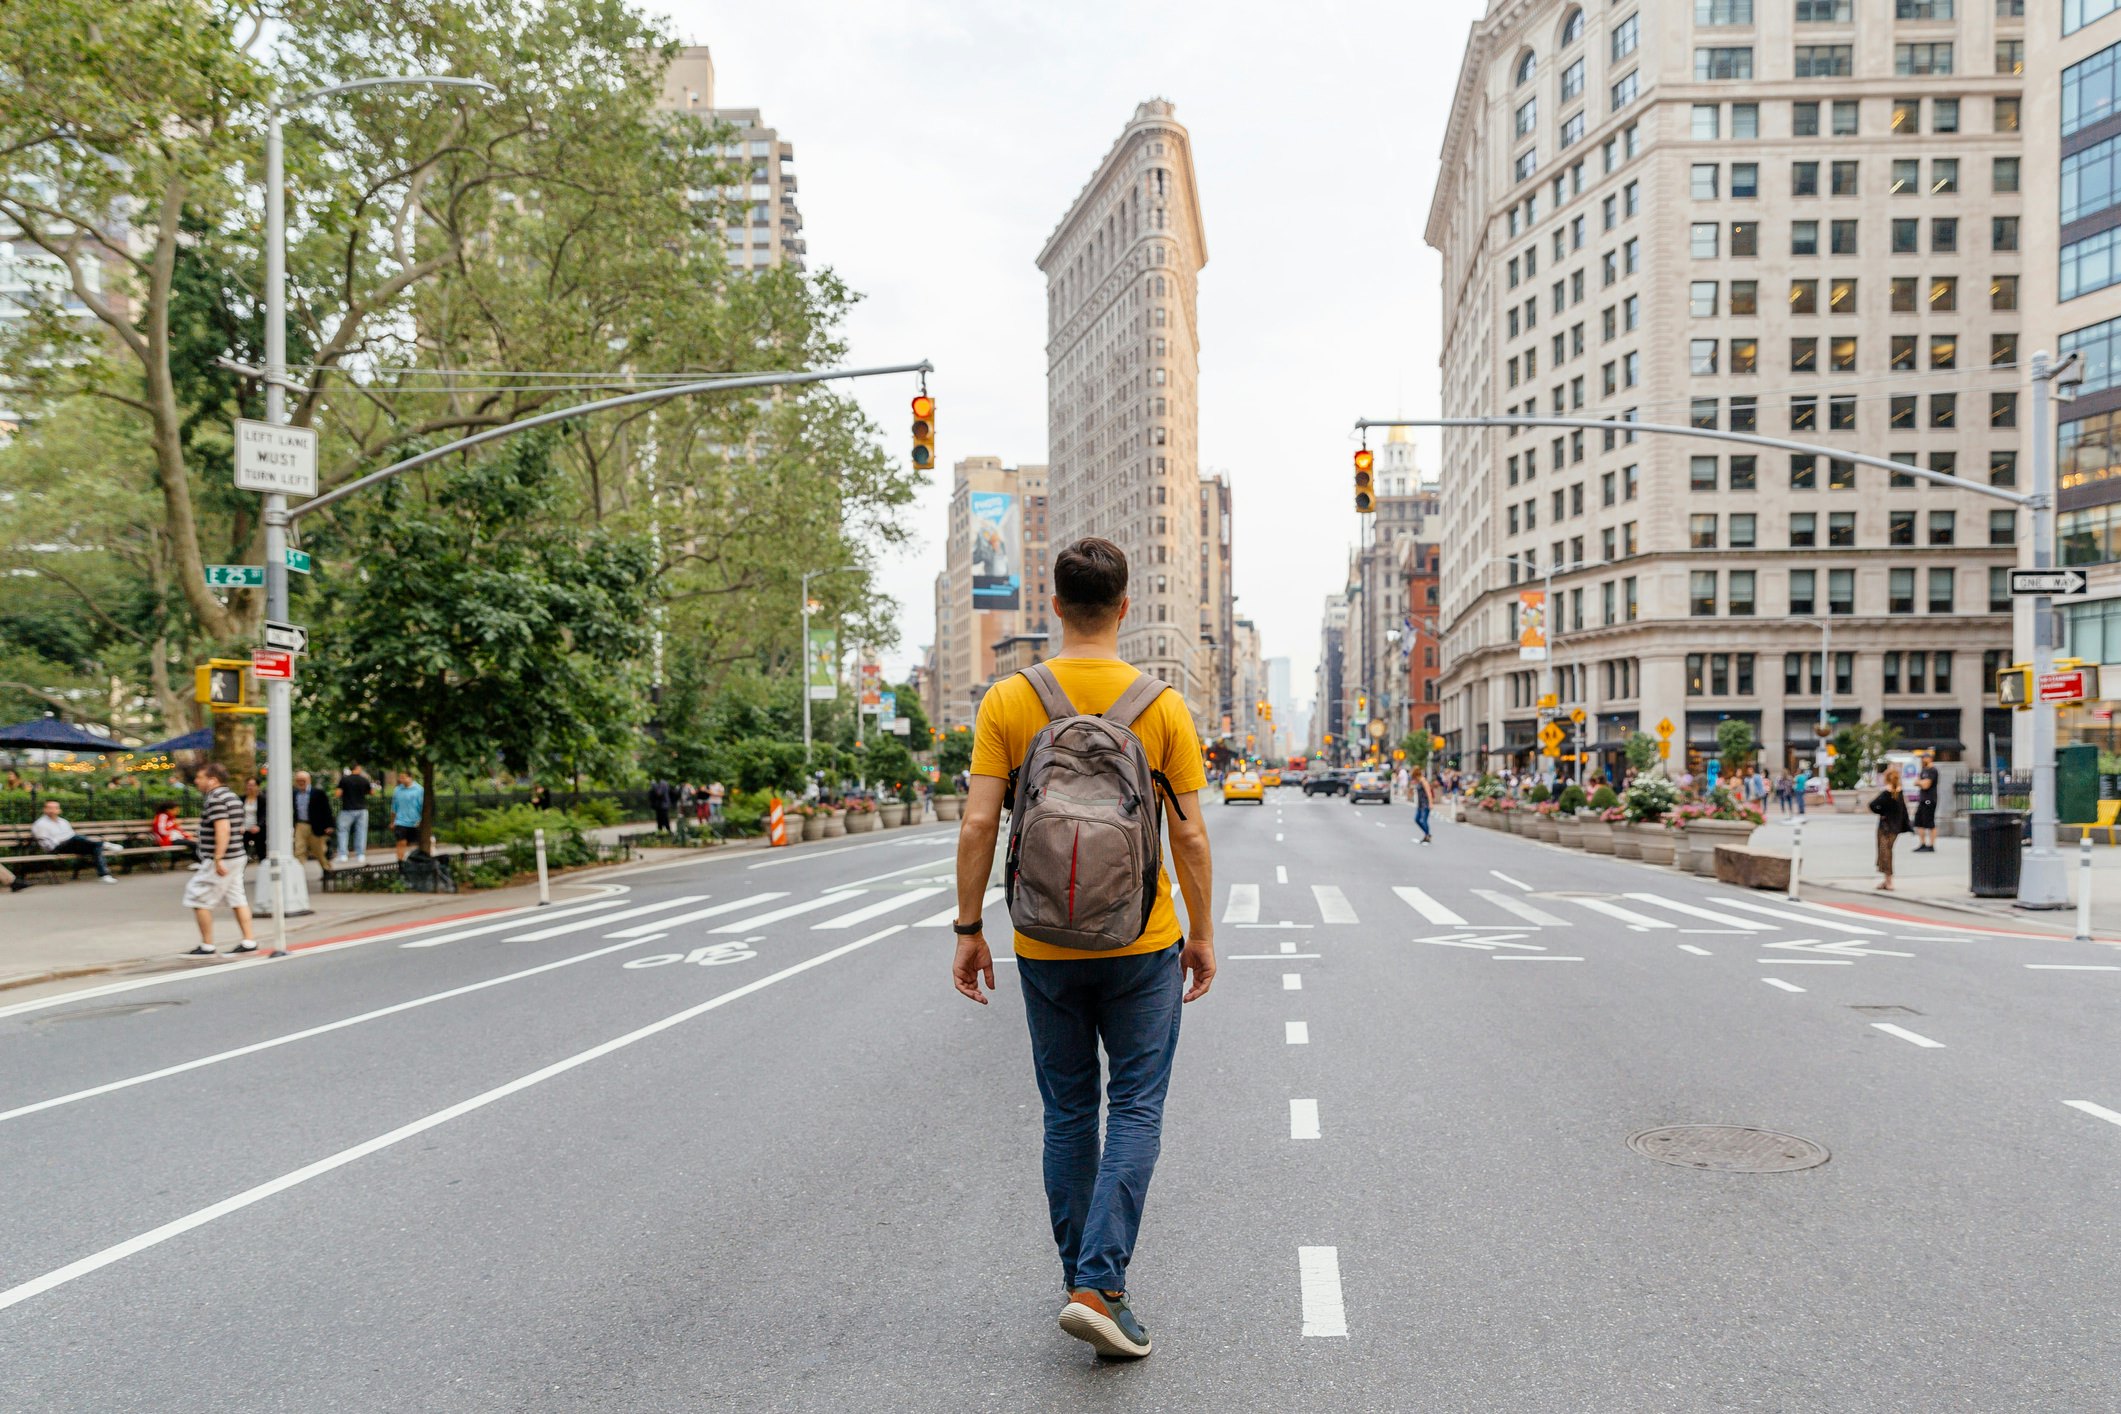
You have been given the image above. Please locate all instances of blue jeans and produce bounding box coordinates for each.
[1415,802,1432,836]
[1016,942,1184,1294]
[336,809,368,857]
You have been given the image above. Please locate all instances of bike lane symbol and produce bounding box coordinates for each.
[625,938,761,969]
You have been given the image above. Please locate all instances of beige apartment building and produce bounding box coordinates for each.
[1428,0,2024,777]
[658,46,806,272]
[1200,472,1237,732]
[1037,100,1213,721]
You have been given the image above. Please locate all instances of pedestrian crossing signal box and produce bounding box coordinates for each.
[194,658,265,715]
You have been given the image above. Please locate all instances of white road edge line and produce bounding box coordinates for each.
[1872,1021,1945,1048]
[1761,977,1806,993]
[2064,1099,2121,1127]
[0,924,909,1315]
[1289,1098,1321,1140]
[1298,1245,1348,1338]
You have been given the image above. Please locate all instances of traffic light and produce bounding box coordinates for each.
[1353,447,1375,514]
[1356,694,1367,716]
[1997,662,2031,708]
[911,393,936,472]
[193,658,256,713]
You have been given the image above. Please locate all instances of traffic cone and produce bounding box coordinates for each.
[768,797,788,847]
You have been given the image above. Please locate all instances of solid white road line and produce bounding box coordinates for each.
[1276,865,1288,884]
[1568,898,1674,930]
[812,887,948,930]
[1709,896,1884,935]
[399,898,632,949]
[1283,973,1303,990]
[1290,1098,1321,1140]
[1312,884,1359,924]
[1761,977,1807,993]
[607,894,788,936]
[1757,958,1854,965]
[1622,893,1772,930]
[711,891,868,933]
[0,925,911,1315]
[1676,944,1714,956]
[916,887,1003,927]
[1493,955,1584,962]
[2064,1100,2121,1128]
[1393,886,1467,926]
[0,938,654,1126]
[1223,884,1261,924]
[1285,1021,1310,1045]
[1872,1022,1945,1048]
[507,897,708,942]
[1299,1246,1349,1339]
[1471,889,1570,927]
[1228,953,1321,960]
[2026,964,2121,971]
[1489,870,1532,891]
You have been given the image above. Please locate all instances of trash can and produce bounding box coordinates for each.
[1969,810,2024,898]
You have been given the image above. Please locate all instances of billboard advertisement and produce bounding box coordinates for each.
[806,627,838,701]
[968,490,1021,610]
[1517,589,1548,662]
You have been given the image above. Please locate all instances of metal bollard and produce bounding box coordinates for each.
[534,827,551,906]
[1786,816,1803,902]
[2077,835,2094,944]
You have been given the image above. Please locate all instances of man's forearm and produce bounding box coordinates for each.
[956,817,1000,924]
[1171,831,1212,940]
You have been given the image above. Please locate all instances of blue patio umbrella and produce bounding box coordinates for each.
[127,726,214,756]
[0,717,130,753]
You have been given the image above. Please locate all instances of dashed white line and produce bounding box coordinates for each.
[1761,977,1807,993]
[2064,1100,2121,1128]
[1872,1022,1945,1048]
[1289,1098,1321,1140]
[1676,943,1714,956]
[1298,1246,1348,1338]
[1489,870,1532,891]
[1276,832,1285,842]
[1223,884,1261,924]
[1276,865,1289,884]
[505,896,710,942]
[1494,955,1584,962]
[1758,958,1854,966]
[1280,941,1298,954]
[1285,1021,1310,1045]
[1282,973,1303,990]
[1312,884,1359,924]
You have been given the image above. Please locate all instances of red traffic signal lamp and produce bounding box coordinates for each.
[911,394,936,471]
[1353,447,1375,514]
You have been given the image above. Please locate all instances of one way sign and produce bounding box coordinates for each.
[263,619,309,655]
[2009,568,2090,597]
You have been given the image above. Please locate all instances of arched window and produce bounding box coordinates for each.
[1515,50,1537,86]
[1560,7,1584,44]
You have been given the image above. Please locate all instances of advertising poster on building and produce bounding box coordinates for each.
[968,491,1021,610]
[1517,589,1548,662]
[806,627,838,701]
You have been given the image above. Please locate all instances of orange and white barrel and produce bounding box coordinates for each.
[768,797,788,847]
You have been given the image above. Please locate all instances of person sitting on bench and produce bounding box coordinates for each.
[151,801,193,850]
[30,800,116,882]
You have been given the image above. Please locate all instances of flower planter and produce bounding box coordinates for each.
[1831,794,1859,814]
[1611,822,1644,860]
[1669,829,1693,873]
[880,802,908,828]
[1637,824,1676,866]
[934,794,963,822]
[845,811,877,834]
[822,808,847,839]
[1580,819,1615,854]
[801,813,827,842]
[1687,818,1757,876]
[1531,816,1558,843]
[1555,816,1584,850]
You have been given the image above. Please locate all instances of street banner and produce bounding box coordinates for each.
[859,660,883,710]
[806,627,838,701]
[879,690,897,723]
[1517,590,1548,662]
[969,491,1021,610]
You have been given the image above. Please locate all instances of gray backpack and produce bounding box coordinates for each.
[1004,663,1185,951]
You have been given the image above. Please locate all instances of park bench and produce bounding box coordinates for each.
[1712,843,1792,892]
[0,818,197,883]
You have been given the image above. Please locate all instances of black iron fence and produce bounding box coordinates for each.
[0,785,655,828]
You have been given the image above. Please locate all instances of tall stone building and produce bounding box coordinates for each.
[1428,0,2023,777]
[1199,473,1236,733]
[658,46,806,273]
[1037,100,1212,720]
[1313,595,1351,760]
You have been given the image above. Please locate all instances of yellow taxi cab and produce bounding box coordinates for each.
[1221,771,1265,805]
[1260,768,1282,788]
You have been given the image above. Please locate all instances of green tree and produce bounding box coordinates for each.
[937,729,975,783]
[1715,718,1757,779]
[1624,730,1660,773]
[1399,732,1432,771]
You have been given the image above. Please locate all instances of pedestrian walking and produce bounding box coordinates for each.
[1870,765,1913,891]
[1913,760,1940,852]
[288,771,335,875]
[530,782,554,812]
[951,537,1214,1361]
[1793,767,1810,815]
[30,799,116,883]
[390,770,425,862]
[184,760,258,955]
[240,776,264,860]
[704,780,722,826]
[1413,771,1434,844]
[648,778,674,835]
[335,764,373,864]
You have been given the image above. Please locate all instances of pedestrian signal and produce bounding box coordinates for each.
[911,394,936,471]
[193,658,258,714]
[1353,447,1375,514]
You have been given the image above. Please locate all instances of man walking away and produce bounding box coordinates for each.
[31,799,115,883]
[391,770,425,862]
[335,764,372,864]
[1913,760,1940,853]
[289,771,335,876]
[1413,771,1434,844]
[951,536,1215,1361]
[185,761,257,955]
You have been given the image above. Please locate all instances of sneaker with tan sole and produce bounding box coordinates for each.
[1058,1288,1151,1359]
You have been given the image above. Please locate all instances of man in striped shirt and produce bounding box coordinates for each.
[185,761,257,956]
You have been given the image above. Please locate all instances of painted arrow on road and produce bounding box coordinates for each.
[1413,932,1548,952]
[1761,937,1916,958]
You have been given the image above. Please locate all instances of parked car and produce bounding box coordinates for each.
[1348,770,1392,805]
[1303,770,1350,798]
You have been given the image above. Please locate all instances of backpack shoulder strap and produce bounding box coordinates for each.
[1102,671,1171,732]
[1020,662,1076,722]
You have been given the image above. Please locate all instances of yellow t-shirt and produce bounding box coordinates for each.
[970,656,1207,960]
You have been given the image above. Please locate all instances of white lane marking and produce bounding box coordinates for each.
[1275,832,1285,842]
[1229,953,1321,960]
[746,831,948,869]
[0,926,911,1314]
[0,937,654,1126]
[1489,870,1532,891]
[1676,944,1714,956]
[1471,889,1569,927]
[1679,929,1752,935]
[1312,885,1359,924]
[507,897,708,942]
[812,886,948,930]
[1223,884,1261,924]
[399,898,631,949]
[1494,955,1584,962]
[1290,1098,1321,1140]
[1761,977,1807,993]
[1417,935,1545,952]
[1763,938,1915,958]
[1708,896,1884,935]
[1280,941,1298,954]
[1236,922,1315,930]
[1757,958,1855,965]
[1285,1021,1309,1045]
[1394,886,1467,925]
[1621,893,1772,931]
[2064,1100,2121,1127]
[1568,897,1674,930]
[830,855,957,889]
[915,887,1004,927]
[2026,964,2121,971]
[1375,822,1388,829]
[1283,973,1302,990]
[607,894,789,936]
[1276,865,1288,884]
[1872,1022,1945,1048]
[710,891,868,933]
[1299,1246,1349,1339]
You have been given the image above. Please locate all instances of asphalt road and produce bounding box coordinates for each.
[3,795,2119,1411]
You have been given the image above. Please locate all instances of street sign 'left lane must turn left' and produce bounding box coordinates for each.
[233,419,318,498]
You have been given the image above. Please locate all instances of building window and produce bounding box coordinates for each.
[2063,226,2121,302]
[1696,47,1755,80]
[1732,221,1758,256]
[1731,453,1757,486]
[2060,316,2121,398]
[1793,162,1820,198]
[1929,568,1956,613]
[1691,339,1720,374]
[1790,569,1816,615]
[1733,163,1760,198]
[2069,0,2121,35]
[1734,103,1760,138]
[2065,135,2121,226]
[2063,45,2120,138]
[1692,455,1719,491]
[1890,567,1917,613]
[1691,513,1718,548]
[1731,281,1759,314]
[1895,0,1954,16]
[1693,104,1721,140]
[1730,572,1756,617]
[1798,0,1853,18]
[1697,0,1753,20]
[1794,45,1853,78]
[1611,71,1639,111]
[1890,509,1917,545]
[1792,456,1818,491]
[1612,13,1639,61]
[1996,39,2024,76]
[1563,57,1586,101]
[1895,43,1954,76]
[1829,568,1855,615]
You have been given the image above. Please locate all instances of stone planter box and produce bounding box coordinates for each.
[1637,824,1677,866]
[1831,793,1860,814]
[1670,827,1694,873]
[822,809,847,838]
[1580,819,1615,854]
[879,802,908,828]
[845,811,878,834]
[934,794,963,822]
[1687,819,1756,876]
[1611,822,1644,860]
[800,813,826,842]
[1506,812,1526,835]
[1555,816,1584,850]
[1531,815,1558,843]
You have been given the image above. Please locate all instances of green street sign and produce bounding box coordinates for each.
[204,565,266,588]
[284,547,313,575]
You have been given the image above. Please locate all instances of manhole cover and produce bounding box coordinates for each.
[1626,1125,1829,1173]
[1849,1004,1921,1016]
[25,1000,189,1026]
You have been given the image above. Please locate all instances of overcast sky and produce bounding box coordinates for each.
[665,0,1491,697]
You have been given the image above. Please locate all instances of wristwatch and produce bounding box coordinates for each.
[952,918,984,936]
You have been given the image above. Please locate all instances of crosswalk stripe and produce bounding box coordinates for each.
[1312,884,1358,924]
[1621,893,1772,931]
[711,891,868,933]
[399,898,626,949]
[606,894,788,936]
[1223,884,1260,924]
[813,887,948,930]
[1471,889,1570,926]
[1394,886,1467,926]
[1709,896,1883,935]
[916,887,1002,927]
[507,897,709,942]
[1567,897,1674,929]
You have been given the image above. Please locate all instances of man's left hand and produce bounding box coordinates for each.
[952,932,996,1005]
[1180,935,1215,1002]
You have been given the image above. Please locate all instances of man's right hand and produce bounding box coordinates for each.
[952,931,996,1005]
[213,859,228,877]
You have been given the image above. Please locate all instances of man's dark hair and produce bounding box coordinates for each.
[194,762,225,785]
[1053,537,1129,628]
